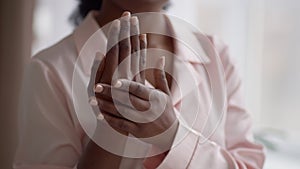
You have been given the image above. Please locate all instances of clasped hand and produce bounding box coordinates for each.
[87,12,178,148]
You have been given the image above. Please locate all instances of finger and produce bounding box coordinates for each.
[139,34,147,84]
[102,111,137,133]
[96,83,150,110]
[101,19,120,84]
[97,98,126,119]
[94,52,106,84]
[88,96,101,117]
[130,16,140,82]
[118,12,131,79]
[98,98,145,122]
[154,56,170,94]
[114,79,152,100]
[88,53,105,96]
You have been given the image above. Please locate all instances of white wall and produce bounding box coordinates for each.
[32,0,77,55]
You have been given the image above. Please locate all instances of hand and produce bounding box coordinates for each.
[80,12,149,169]
[92,12,146,85]
[95,57,179,148]
[88,11,147,134]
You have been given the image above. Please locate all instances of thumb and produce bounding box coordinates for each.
[88,52,105,96]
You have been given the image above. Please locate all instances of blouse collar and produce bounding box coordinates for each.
[73,11,211,74]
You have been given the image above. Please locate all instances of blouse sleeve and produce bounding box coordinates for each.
[14,58,81,169]
[157,36,265,169]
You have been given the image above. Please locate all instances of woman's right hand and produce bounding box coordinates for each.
[88,11,147,134]
[99,12,146,85]
[79,12,147,169]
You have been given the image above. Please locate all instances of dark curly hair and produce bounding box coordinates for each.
[70,0,171,26]
[70,0,103,26]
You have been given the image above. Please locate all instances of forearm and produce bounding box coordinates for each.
[77,121,130,169]
[77,140,123,169]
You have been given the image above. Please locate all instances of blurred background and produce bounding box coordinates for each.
[1,0,300,168]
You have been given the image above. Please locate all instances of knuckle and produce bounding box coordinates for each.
[140,50,146,57]
[107,47,118,56]
[150,90,160,99]
[141,56,146,64]
[118,120,128,130]
[104,101,111,110]
[132,84,142,95]
[120,24,129,32]
[119,42,131,52]
[160,72,165,79]
[129,94,136,107]
[99,100,108,110]
[144,101,151,110]
[105,115,112,123]
[132,47,139,53]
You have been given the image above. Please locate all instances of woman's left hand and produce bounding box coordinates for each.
[95,57,179,148]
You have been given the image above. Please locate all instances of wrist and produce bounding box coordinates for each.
[140,119,179,151]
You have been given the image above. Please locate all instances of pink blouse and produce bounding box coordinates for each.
[14,11,265,169]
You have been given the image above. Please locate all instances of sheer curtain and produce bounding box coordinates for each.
[170,0,300,134]
[169,0,261,125]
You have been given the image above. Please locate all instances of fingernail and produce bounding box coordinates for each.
[94,84,103,93]
[95,52,104,61]
[159,56,165,69]
[97,113,104,120]
[114,80,122,88]
[140,34,147,45]
[122,11,131,17]
[131,16,139,26]
[112,19,120,28]
[88,96,98,106]
[140,34,147,41]
[122,11,131,21]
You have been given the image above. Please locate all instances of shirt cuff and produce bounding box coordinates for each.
[156,116,199,169]
[142,105,199,169]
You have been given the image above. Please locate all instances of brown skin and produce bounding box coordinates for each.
[78,1,177,168]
